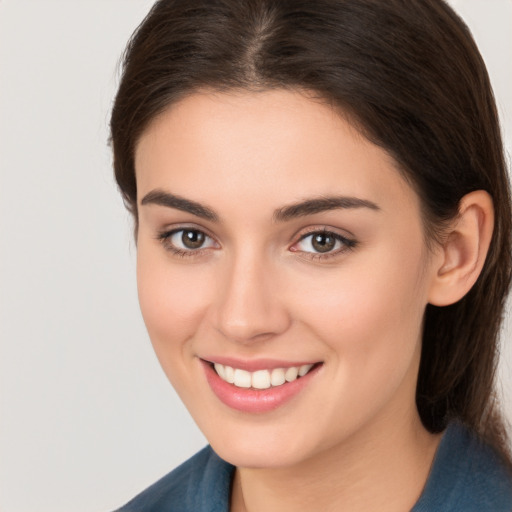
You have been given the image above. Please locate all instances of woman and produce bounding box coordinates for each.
[110,0,512,510]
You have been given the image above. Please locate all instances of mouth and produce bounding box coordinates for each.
[201,358,323,413]
[210,361,318,389]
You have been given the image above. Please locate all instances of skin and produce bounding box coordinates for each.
[134,89,492,511]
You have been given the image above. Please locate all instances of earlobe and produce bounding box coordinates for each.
[428,190,494,307]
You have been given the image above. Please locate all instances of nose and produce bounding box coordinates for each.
[212,250,291,344]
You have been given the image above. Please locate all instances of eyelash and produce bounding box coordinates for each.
[292,229,358,260]
[156,227,358,260]
[156,228,217,258]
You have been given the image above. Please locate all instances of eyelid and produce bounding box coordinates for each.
[154,223,357,260]
[156,225,220,257]
[292,225,356,243]
[289,227,358,259]
[156,222,218,241]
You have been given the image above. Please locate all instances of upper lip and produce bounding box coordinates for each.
[200,356,321,372]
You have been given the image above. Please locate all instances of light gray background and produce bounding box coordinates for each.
[0,1,510,511]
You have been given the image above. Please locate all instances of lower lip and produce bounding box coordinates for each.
[201,360,321,413]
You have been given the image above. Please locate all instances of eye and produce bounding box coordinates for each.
[292,229,357,257]
[158,228,217,255]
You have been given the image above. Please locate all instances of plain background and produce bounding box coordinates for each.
[0,1,510,511]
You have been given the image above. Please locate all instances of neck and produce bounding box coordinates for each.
[230,411,441,512]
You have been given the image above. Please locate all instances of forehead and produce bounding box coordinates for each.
[134,89,420,220]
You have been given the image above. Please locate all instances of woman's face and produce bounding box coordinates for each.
[135,89,441,468]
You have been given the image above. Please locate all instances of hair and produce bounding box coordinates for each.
[110,0,512,463]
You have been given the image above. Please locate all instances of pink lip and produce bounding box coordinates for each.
[200,359,322,413]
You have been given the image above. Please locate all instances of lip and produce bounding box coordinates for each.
[200,358,322,413]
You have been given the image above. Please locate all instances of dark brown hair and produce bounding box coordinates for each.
[110,0,512,461]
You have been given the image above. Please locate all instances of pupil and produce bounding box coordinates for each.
[312,233,335,253]
[182,230,205,249]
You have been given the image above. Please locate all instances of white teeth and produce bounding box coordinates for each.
[298,364,314,377]
[225,365,235,384]
[270,368,286,386]
[233,369,252,388]
[285,366,298,382]
[213,363,316,389]
[252,370,271,389]
[214,363,226,380]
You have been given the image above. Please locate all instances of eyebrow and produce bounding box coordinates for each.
[140,189,380,223]
[140,190,219,222]
[273,196,380,222]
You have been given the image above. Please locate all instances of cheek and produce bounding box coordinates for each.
[289,247,428,379]
[136,245,213,360]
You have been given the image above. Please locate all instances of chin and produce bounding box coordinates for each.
[204,423,319,469]
[212,441,302,469]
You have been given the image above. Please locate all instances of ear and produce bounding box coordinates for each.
[428,190,494,306]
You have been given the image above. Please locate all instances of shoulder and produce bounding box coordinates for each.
[114,446,235,512]
[413,422,512,512]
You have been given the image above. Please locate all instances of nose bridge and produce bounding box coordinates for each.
[214,243,290,343]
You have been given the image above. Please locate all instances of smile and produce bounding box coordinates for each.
[213,362,314,389]
[201,359,322,413]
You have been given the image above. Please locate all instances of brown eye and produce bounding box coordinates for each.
[293,230,357,258]
[181,230,205,249]
[159,228,217,254]
[311,233,336,253]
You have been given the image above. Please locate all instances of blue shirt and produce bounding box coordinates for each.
[115,423,512,511]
